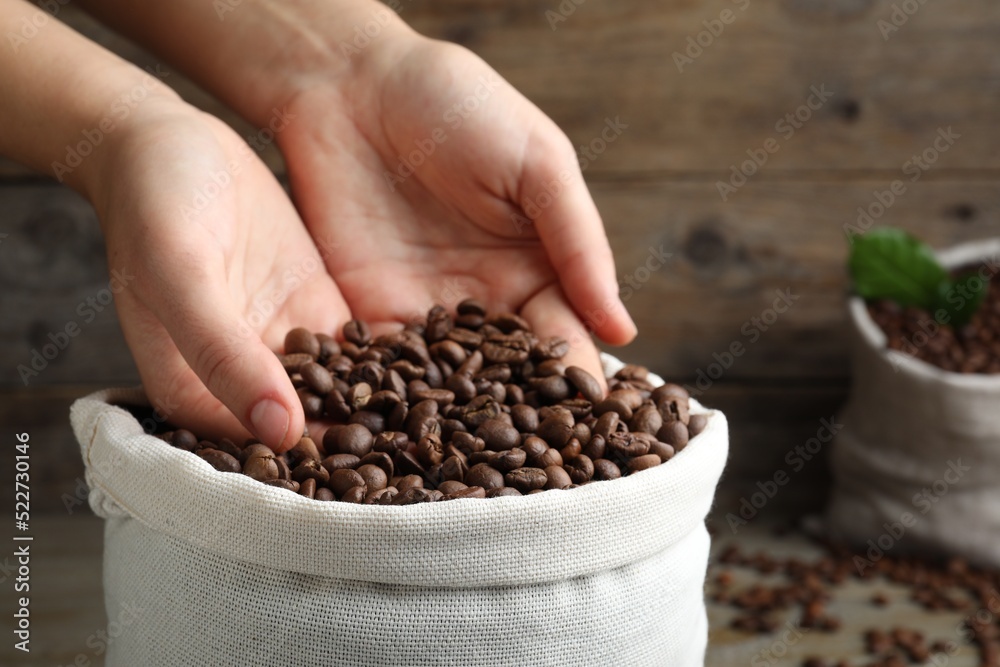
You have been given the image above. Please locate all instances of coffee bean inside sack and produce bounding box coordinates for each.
[868,265,1000,374]
[158,301,710,504]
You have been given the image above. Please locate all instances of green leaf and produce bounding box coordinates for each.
[848,228,949,309]
[934,272,989,328]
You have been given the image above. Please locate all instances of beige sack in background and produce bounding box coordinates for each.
[828,239,1000,568]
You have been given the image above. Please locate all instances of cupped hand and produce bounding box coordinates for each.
[90,99,348,451]
[278,34,636,383]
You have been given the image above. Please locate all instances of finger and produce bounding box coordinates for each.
[520,282,608,394]
[118,296,256,445]
[136,258,304,453]
[517,130,637,346]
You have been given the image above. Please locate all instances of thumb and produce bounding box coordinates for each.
[138,262,304,453]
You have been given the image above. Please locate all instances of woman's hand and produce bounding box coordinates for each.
[92,99,348,451]
[278,34,636,383]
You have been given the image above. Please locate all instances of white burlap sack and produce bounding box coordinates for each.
[71,354,728,667]
[828,239,1000,567]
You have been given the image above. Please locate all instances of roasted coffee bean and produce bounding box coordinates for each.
[279,352,315,374]
[486,487,522,498]
[348,360,383,387]
[544,465,572,490]
[505,467,548,493]
[357,464,388,491]
[349,410,385,434]
[343,319,372,346]
[445,486,487,500]
[395,475,424,492]
[445,374,477,404]
[430,339,468,367]
[564,455,595,484]
[651,383,689,404]
[504,383,525,405]
[475,418,520,451]
[322,453,361,474]
[288,436,323,464]
[465,463,504,490]
[240,443,273,465]
[531,375,572,404]
[560,437,582,460]
[394,450,426,477]
[657,421,690,451]
[365,390,401,414]
[456,349,484,375]
[285,327,321,357]
[627,454,663,474]
[359,451,394,478]
[481,335,530,365]
[300,362,334,395]
[330,469,366,497]
[341,485,367,503]
[441,455,469,482]
[532,336,569,360]
[488,312,530,333]
[324,390,352,422]
[606,432,650,458]
[565,366,604,403]
[492,448,527,473]
[336,424,374,457]
[448,326,484,349]
[198,449,241,473]
[460,395,502,428]
[648,440,674,462]
[425,305,453,343]
[593,411,620,440]
[265,479,299,492]
[292,459,330,484]
[582,434,606,460]
[593,395,633,420]
[416,433,445,466]
[657,396,690,426]
[535,447,563,468]
[172,429,199,452]
[457,298,486,316]
[392,487,436,505]
[297,388,324,419]
[560,399,592,420]
[437,480,468,495]
[274,456,292,481]
[411,386,456,405]
[630,405,663,435]
[592,458,622,481]
[315,487,336,502]
[521,435,548,463]
[441,419,468,441]
[474,364,511,384]
[365,487,394,504]
[299,477,317,499]
[688,413,709,438]
[537,414,574,448]
[244,453,280,482]
[452,431,486,454]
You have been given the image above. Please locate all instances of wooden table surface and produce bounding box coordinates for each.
[1,513,987,667]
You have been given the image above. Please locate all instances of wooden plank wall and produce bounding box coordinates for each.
[1,1,998,516]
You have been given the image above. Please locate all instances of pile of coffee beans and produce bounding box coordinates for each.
[868,265,1000,373]
[713,542,1000,667]
[158,301,708,504]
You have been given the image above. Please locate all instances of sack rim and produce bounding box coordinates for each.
[72,354,730,587]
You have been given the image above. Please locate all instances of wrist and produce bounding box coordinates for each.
[79,93,198,217]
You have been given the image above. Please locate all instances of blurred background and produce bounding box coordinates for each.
[1,0,998,664]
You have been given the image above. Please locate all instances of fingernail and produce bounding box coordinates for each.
[250,398,289,449]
